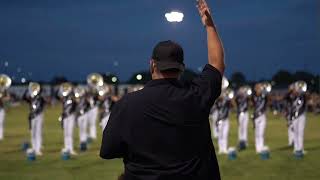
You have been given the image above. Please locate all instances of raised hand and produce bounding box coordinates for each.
[196,0,214,27]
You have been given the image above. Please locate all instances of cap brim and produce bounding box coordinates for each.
[156,61,185,72]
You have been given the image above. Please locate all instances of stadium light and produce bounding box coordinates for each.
[111,76,118,83]
[136,74,143,81]
[165,11,184,22]
[21,77,26,83]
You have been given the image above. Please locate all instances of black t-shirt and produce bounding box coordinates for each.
[100,64,222,180]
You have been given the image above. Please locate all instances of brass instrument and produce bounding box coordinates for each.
[74,86,86,99]
[28,82,41,98]
[292,81,307,94]
[238,85,252,97]
[59,82,73,97]
[223,88,234,100]
[87,73,104,89]
[255,82,272,95]
[0,74,12,98]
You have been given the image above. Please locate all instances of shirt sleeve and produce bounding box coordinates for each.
[100,98,127,159]
[191,64,222,113]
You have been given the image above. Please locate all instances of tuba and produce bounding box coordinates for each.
[28,82,41,98]
[59,82,73,97]
[87,73,104,89]
[0,74,12,98]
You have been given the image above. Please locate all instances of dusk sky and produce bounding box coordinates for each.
[0,0,319,82]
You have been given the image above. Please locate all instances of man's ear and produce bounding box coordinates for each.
[150,59,157,73]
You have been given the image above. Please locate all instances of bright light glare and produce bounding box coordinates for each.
[111,77,118,83]
[21,77,26,83]
[136,74,142,81]
[165,11,184,22]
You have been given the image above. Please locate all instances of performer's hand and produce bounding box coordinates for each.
[197,0,214,27]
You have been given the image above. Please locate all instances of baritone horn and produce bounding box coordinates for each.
[294,81,307,93]
[59,82,73,97]
[28,82,41,98]
[223,88,234,100]
[87,73,104,89]
[0,74,12,98]
[74,86,86,99]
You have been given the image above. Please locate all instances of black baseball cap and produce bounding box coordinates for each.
[152,40,185,72]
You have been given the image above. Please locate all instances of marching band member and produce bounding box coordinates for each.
[97,85,113,131]
[0,74,11,141]
[87,73,104,141]
[23,82,45,156]
[216,88,233,154]
[289,81,308,156]
[58,83,77,155]
[74,86,90,152]
[236,86,252,150]
[284,85,295,147]
[252,82,271,153]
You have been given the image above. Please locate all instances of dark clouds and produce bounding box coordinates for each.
[0,0,318,82]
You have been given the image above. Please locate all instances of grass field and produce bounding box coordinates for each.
[0,103,319,180]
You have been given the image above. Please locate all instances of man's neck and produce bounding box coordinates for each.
[152,72,179,80]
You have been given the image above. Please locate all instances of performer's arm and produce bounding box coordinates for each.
[197,0,225,74]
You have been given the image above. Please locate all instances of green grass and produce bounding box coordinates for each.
[0,104,319,180]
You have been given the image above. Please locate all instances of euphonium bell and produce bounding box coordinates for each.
[59,82,73,97]
[87,73,104,89]
[0,74,12,98]
[28,82,41,98]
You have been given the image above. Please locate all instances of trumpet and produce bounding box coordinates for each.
[0,74,12,98]
[59,82,73,97]
[87,73,104,89]
[28,82,41,98]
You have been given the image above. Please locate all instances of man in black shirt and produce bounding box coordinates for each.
[100,0,225,179]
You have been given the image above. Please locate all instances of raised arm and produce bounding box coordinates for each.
[197,0,225,74]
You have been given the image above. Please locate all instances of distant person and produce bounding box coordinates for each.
[235,86,251,150]
[100,0,225,179]
[23,83,45,156]
[215,90,233,154]
[252,83,269,153]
